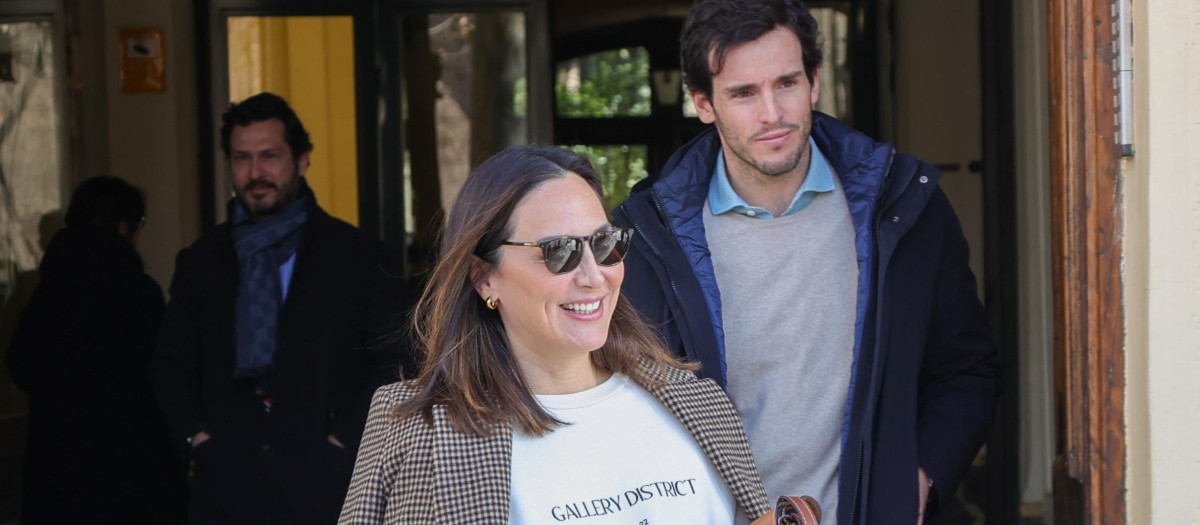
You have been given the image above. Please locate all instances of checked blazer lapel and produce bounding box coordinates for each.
[339,371,768,524]
[644,371,771,519]
[430,405,514,522]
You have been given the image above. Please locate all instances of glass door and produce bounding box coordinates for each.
[202,0,551,276]
[0,4,69,520]
[203,1,378,235]
[0,19,66,306]
[375,0,551,275]
[389,9,535,272]
[225,15,361,226]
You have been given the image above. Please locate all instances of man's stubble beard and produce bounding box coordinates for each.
[712,109,807,179]
[728,138,805,178]
[237,175,301,219]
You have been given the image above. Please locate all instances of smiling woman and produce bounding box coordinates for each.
[337,145,772,524]
[477,174,628,394]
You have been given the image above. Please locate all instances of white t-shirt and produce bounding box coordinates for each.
[509,373,737,525]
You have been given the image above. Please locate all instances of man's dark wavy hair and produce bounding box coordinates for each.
[219,92,313,161]
[681,0,824,98]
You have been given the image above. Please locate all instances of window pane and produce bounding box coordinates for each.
[1,20,64,287]
[682,82,698,117]
[556,48,651,118]
[812,8,850,120]
[0,18,66,429]
[399,12,527,266]
[567,145,648,211]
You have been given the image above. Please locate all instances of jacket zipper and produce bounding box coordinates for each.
[618,194,701,364]
[848,149,896,525]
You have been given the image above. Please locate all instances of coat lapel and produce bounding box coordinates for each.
[215,223,240,373]
[646,371,770,518]
[430,405,514,523]
[419,367,768,521]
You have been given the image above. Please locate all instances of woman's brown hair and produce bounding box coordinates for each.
[394,145,692,437]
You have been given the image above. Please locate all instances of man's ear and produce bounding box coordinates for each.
[692,90,717,125]
[297,151,312,177]
[809,66,821,108]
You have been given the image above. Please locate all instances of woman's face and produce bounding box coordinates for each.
[477,173,624,371]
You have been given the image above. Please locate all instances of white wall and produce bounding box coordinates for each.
[1125,1,1200,524]
[102,0,199,289]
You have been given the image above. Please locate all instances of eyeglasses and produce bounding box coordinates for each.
[501,227,633,275]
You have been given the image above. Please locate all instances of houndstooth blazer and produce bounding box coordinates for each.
[338,363,771,524]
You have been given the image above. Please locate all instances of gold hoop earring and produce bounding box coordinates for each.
[486,297,499,310]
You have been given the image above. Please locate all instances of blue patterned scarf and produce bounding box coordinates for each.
[229,185,312,380]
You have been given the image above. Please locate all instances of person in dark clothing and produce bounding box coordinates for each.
[153,92,413,525]
[613,1,1001,523]
[7,176,187,524]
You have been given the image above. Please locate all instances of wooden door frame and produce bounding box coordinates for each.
[1047,0,1126,523]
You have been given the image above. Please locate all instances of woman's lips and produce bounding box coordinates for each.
[561,297,605,321]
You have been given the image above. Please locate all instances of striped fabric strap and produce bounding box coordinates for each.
[774,495,822,525]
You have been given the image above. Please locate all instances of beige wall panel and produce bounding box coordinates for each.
[1125,1,1200,524]
[892,0,985,295]
[103,0,199,289]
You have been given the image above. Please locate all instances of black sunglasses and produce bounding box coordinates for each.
[501,227,633,275]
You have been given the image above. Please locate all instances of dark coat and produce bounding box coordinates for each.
[153,201,413,525]
[613,113,1001,524]
[6,227,186,525]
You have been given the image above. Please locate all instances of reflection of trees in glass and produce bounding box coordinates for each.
[513,76,527,117]
[811,8,850,121]
[556,48,651,118]
[0,22,60,280]
[554,47,651,207]
[568,145,648,211]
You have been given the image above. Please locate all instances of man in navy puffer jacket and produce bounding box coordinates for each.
[613,1,1000,523]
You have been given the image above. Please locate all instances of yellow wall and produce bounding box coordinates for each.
[227,16,359,225]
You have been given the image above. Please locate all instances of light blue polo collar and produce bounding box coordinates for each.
[708,137,836,219]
